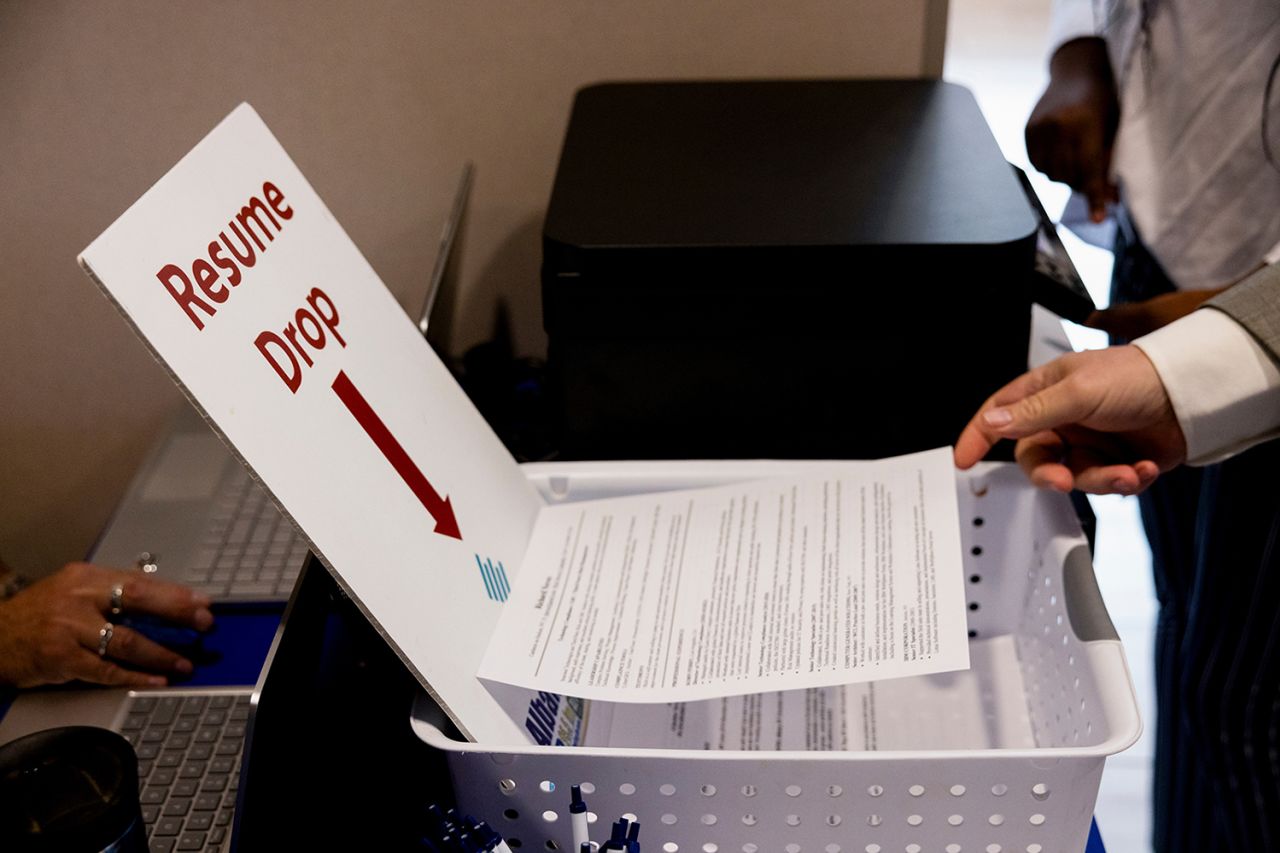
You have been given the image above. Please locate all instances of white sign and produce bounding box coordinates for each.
[80,104,544,744]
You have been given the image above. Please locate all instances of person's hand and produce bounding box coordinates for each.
[0,562,214,689]
[1085,289,1226,340]
[955,346,1187,494]
[1025,37,1120,223]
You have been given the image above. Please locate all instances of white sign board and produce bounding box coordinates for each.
[80,104,543,744]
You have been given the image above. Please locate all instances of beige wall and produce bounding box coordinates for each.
[0,0,946,577]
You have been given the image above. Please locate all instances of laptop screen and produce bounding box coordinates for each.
[231,558,461,847]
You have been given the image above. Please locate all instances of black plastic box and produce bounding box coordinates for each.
[543,80,1038,460]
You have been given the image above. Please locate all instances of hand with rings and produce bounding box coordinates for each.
[0,561,214,688]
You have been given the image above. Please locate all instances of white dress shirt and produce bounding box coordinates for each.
[1135,308,1280,464]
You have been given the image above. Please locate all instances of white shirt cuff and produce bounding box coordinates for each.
[1047,0,1098,52]
[1134,309,1280,465]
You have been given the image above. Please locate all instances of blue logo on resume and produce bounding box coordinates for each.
[475,555,510,602]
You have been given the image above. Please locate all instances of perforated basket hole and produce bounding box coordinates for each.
[987,845,1002,853]
[867,784,884,797]
[541,810,558,823]
[539,780,556,793]
[741,784,757,797]
[785,814,801,826]
[826,814,842,826]
[661,813,677,825]
[989,814,1005,826]
[991,784,1008,797]
[785,784,803,797]
[906,845,921,853]
[906,814,923,826]
[1029,813,1046,826]
[580,782,595,794]
[545,841,558,851]
[504,809,519,820]
[587,812,598,824]
[950,784,966,797]
[786,845,801,853]
[828,784,843,797]
[619,783,636,796]
[703,844,718,853]
[1031,783,1050,801]
[507,840,522,849]
[622,813,638,823]
[701,784,717,797]
[865,845,881,853]
[741,814,757,826]
[947,814,964,826]
[1027,846,1043,853]
[662,844,678,853]
[825,845,840,853]
[701,814,717,826]
[908,785,925,797]
[867,814,882,827]
[660,783,676,796]
[499,778,517,794]
[946,845,962,853]
[743,845,758,853]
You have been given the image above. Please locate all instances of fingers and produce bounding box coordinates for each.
[955,360,1069,468]
[1014,432,1163,495]
[72,649,168,688]
[76,620,192,678]
[103,573,214,630]
[1014,431,1075,492]
[102,623,194,676]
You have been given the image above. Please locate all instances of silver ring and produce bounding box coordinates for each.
[96,622,115,657]
[109,583,125,617]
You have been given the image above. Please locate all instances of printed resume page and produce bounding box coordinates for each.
[478,447,970,703]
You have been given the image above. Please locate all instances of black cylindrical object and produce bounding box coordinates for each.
[0,726,146,852]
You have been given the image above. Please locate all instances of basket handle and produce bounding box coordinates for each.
[1061,544,1119,642]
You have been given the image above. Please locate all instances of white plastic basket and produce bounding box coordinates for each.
[411,461,1141,853]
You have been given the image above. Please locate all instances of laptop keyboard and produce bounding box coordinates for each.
[117,692,250,852]
[180,468,308,601]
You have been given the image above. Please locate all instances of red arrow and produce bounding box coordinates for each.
[331,370,462,540]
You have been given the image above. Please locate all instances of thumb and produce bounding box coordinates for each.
[981,378,1093,440]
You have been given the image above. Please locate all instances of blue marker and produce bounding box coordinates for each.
[570,784,590,850]
[626,821,641,853]
[603,820,629,851]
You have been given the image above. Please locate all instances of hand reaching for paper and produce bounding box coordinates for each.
[954,346,1187,495]
[0,562,214,688]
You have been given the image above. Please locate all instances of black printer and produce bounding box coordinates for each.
[542,80,1039,460]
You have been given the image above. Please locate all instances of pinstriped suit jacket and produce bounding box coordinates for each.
[1207,263,1280,356]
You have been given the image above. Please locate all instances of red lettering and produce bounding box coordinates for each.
[222,223,257,268]
[263,182,293,220]
[192,259,227,303]
[295,308,325,349]
[209,240,241,287]
[158,182,291,333]
[157,264,215,331]
[306,287,345,347]
[256,330,301,393]
[283,322,314,367]
[235,197,279,252]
